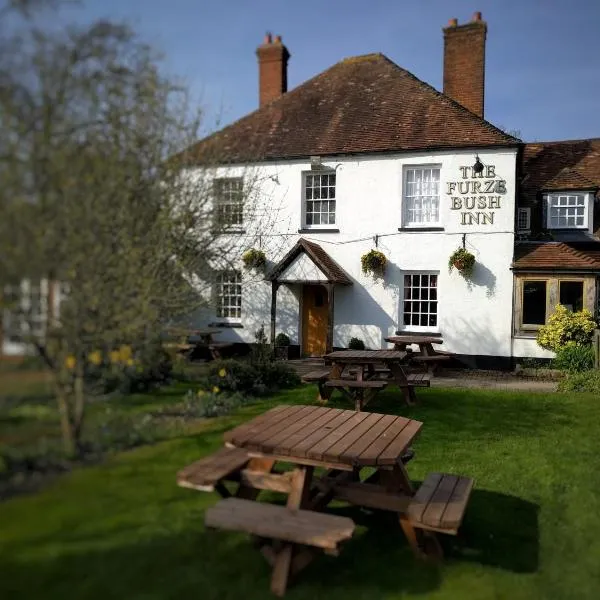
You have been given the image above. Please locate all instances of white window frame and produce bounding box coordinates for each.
[2,279,48,344]
[215,271,242,321]
[517,207,531,231]
[402,165,441,227]
[302,171,336,229]
[545,192,591,230]
[213,177,244,230]
[401,272,439,332]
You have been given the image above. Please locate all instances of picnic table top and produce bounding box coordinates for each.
[324,349,407,362]
[385,335,443,345]
[224,404,422,469]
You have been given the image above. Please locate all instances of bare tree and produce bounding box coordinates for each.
[0,4,283,455]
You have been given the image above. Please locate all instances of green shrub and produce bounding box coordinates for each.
[206,358,300,396]
[250,325,274,367]
[260,362,301,390]
[553,344,595,373]
[348,337,365,350]
[558,370,600,393]
[0,442,70,480]
[274,333,290,347]
[82,406,182,454]
[537,305,596,352]
[206,359,258,394]
[179,390,247,418]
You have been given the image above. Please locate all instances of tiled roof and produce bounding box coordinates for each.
[521,139,600,202]
[268,238,352,284]
[512,242,600,270]
[182,54,519,164]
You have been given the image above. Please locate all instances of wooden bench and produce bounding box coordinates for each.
[177,447,249,496]
[301,368,331,382]
[325,378,388,411]
[206,497,355,552]
[407,472,474,535]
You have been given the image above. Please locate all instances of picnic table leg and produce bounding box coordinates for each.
[270,466,315,596]
[318,363,343,403]
[388,363,415,406]
[381,462,443,560]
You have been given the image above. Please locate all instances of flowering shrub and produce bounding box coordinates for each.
[536,305,596,352]
[361,249,387,278]
[448,247,475,277]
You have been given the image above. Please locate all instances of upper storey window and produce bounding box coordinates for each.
[546,192,590,230]
[403,166,441,226]
[303,172,336,228]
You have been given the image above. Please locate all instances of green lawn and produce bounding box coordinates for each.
[2,384,600,599]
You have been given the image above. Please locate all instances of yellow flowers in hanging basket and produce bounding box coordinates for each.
[448,248,476,278]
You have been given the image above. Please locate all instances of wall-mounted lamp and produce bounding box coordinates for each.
[310,155,324,170]
[473,155,484,174]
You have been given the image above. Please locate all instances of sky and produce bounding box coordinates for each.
[46,0,600,142]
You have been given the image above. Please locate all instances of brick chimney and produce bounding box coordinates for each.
[443,12,487,118]
[256,33,290,108]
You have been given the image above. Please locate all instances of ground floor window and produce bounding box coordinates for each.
[2,279,48,344]
[403,273,438,328]
[515,275,594,335]
[215,271,242,319]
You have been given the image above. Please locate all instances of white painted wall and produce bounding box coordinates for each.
[200,147,520,359]
[512,337,555,360]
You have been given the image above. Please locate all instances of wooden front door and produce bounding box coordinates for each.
[302,285,328,356]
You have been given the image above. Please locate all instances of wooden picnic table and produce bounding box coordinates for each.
[385,335,449,374]
[320,349,430,408]
[179,404,475,596]
[164,327,233,360]
[222,404,436,595]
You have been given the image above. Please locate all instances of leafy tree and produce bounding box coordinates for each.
[0,3,276,455]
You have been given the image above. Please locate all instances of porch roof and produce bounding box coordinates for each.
[268,238,353,285]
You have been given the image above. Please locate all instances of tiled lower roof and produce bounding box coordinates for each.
[512,242,600,270]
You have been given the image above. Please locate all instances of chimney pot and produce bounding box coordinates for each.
[472,11,482,22]
[274,35,282,43]
[263,32,272,44]
[448,18,458,26]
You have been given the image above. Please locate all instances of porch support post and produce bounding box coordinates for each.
[326,283,335,354]
[270,281,279,345]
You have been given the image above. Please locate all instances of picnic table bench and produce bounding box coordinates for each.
[177,404,474,596]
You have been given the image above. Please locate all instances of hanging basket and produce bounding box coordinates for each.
[242,248,266,270]
[448,247,475,278]
[361,249,387,278]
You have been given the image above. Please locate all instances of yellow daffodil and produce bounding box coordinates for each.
[126,358,134,367]
[212,386,220,394]
[64,355,76,370]
[88,350,102,365]
[109,350,120,364]
[218,368,227,378]
[118,345,133,362]
[196,390,205,397]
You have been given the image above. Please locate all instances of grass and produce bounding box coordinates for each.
[2,380,600,599]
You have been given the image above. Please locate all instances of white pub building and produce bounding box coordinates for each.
[3,13,600,369]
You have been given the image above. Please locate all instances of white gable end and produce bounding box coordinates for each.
[279,253,327,282]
